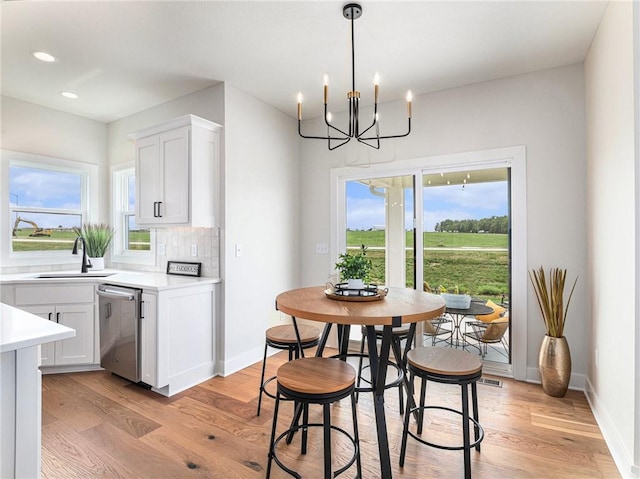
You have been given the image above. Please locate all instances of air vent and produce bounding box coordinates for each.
[478,377,502,387]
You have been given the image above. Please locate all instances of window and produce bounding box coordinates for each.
[10,165,85,253]
[111,165,154,264]
[1,150,98,268]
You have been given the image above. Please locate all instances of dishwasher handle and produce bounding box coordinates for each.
[97,288,137,301]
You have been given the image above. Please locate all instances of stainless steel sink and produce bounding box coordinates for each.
[34,272,116,279]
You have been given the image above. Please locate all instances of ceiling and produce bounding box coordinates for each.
[1,1,608,124]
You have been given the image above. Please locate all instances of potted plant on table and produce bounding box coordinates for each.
[335,245,372,290]
[74,223,115,271]
[529,266,577,397]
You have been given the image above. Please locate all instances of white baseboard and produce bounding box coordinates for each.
[585,376,640,478]
[525,366,585,391]
[220,344,264,377]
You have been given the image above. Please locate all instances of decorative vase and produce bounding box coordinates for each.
[538,335,571,397]
[88,257,105,271]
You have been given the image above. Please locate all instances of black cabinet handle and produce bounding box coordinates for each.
[157,201,163,217]
[56,312,60,323]
[48,312,52,321]
[153,201,158,217]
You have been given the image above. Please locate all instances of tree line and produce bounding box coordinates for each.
[434,215,508,234]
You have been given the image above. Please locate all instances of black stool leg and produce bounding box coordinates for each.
[257,341,269,416]
[266,392,281,478]
[461,383,471,479]
[355,334,366,402]
[417,376,427,435]
[472,381,481,452]
[391,336,405,415]
[350,392,362,478]
[323,403,332,479]
[399,371,414,467]
[301,403,309,454]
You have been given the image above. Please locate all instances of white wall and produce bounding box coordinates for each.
[1,96,108,220]
[221,85,300,374]
[585,1,638,476]
[300,64,588,383]
[0,96,108,273]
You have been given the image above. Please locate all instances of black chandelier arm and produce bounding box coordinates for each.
[324,105,351,138]
[358,118,412,142]
[356,137,381,149]
[328,137,351,150]
[298,120,349,142]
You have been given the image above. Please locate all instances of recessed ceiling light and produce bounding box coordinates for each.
[33,51,56,63]
[61,91,78,99]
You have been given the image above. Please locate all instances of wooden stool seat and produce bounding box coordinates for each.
[278,357,356,396]
[257,324,321,416]
[266,324,320,345]
[407,347,482,377]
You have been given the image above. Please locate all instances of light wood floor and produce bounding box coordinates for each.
[41,351,620,478]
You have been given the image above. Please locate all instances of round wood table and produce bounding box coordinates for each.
[276,286,445,479]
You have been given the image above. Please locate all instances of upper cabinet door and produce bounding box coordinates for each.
[131,114,222,228]
[135,135,162,225]
[158,127,190,225]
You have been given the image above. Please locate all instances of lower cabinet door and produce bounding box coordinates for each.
[54,304,95,366]
[20,306,55,367]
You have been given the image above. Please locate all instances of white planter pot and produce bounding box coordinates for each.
[88,257,105,271]
[347,278,365,290]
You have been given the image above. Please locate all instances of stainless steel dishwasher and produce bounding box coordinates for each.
[97,284,143,383]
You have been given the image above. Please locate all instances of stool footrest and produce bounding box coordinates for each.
[406,405,484,451]
[271,423,359,478]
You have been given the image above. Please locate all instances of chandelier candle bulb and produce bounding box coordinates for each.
[297,93,303,120]
[323,74,329,104]
[406,90,413,118]
[374,73,380,103]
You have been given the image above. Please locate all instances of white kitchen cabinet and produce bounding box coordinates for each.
[7,284,98,371]
[131,114,222,228]
[21,304,95,366]
[140,282,217,397]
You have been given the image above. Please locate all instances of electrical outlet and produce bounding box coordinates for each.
[235,244,243,257]
[157,243,166,256]
[191,244,198,257]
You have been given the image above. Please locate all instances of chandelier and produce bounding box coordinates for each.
[296,3,412,151]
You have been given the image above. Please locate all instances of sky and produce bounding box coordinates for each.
[346,179,508,231]
[9,165,83,228]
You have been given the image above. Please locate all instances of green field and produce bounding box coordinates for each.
[347,230,509,301]
[11,228,151,252]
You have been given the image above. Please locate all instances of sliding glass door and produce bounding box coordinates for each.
[342,166,511,365]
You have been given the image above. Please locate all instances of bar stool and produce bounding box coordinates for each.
[266,357,362,479]
[356,324,410,414]
[400,348,484,479]
[257,324,320,416]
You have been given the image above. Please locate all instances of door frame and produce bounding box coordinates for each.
[330,145,527,380]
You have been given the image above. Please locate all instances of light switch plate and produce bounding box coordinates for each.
[191,244,198,256]
[315,243,329,254]
[157,243,166,255]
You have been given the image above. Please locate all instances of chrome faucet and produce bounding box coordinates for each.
[72,236,92,273]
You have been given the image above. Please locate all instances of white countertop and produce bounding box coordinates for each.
[0,303,76,353]
[0,269,221,291]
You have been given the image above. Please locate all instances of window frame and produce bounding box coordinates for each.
[110,164,155,265]
[1,150,98,269]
